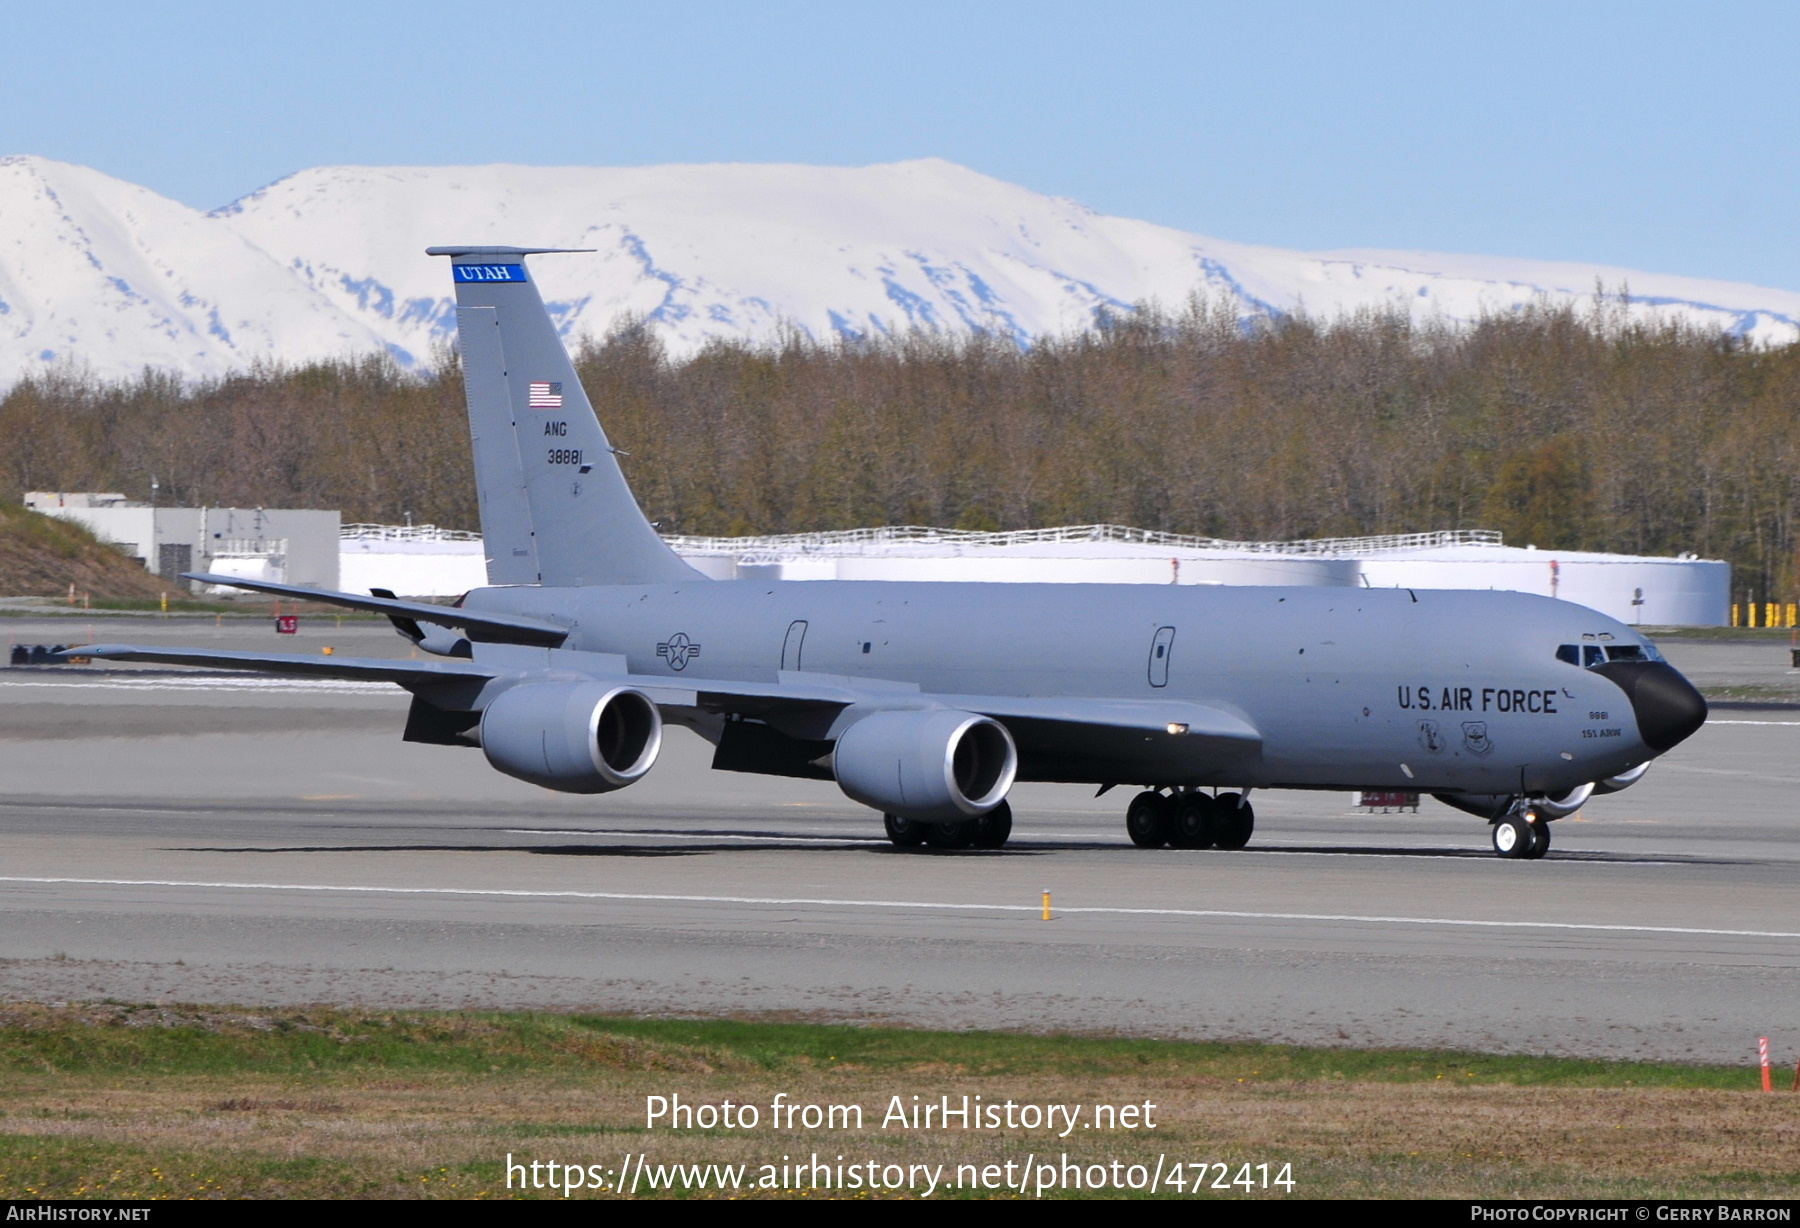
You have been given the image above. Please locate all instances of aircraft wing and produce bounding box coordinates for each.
[76,644,499,685]
[944,694,1259,741]
[939,693,1262,782]
[179,573,570,646]
[664,672,1263,783]
[69,644,1260,781]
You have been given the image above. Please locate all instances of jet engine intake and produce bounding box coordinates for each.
[833,709,1017,822]
[480,681,662,794]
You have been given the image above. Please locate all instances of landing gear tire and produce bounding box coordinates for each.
[924,819,975,849]
[1522,815,1551,860]
[1126,790,1173,848]
[1491,815,1533,859]
[1212,792,1255,850]
[1170,793,1217,848]
[884,813,926,847]
[969,800,1013,849]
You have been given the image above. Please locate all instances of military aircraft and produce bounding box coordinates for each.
[77,246,1708,859]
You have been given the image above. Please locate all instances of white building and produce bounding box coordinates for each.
[25,493,340,590]
[669,525,1727,625]
[673,525,1364,587]
[338,523,488,597]
[329,520,1730,626]
[1354,543,1728,628]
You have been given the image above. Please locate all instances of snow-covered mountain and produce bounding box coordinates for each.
[0,157,390,381]
[3,153,1798,384]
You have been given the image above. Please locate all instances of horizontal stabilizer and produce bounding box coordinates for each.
[180,573,569,646]
[424,245,596,258]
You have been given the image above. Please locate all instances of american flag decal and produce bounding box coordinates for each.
[528,381,564,408]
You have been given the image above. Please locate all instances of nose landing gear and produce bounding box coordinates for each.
[1491,810,1551,859]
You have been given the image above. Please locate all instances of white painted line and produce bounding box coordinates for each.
[1706,719,1800,727]
[1,875,1795,941]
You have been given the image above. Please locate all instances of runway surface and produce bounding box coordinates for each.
[1,616,1796,1062]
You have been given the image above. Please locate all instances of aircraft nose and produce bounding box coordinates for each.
[1593,660,1708,752]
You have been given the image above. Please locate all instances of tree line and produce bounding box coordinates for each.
[2,297,1795,603]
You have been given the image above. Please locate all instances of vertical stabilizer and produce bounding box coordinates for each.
[431,246,702,587]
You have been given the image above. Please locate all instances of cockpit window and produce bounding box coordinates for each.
[1557,641,1662,668]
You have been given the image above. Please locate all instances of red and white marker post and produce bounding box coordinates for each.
[1759,1036,1772,1092]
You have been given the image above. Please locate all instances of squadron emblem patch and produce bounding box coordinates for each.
[1461,721,1493,755]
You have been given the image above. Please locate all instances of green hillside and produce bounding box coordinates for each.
[0,501,172,600]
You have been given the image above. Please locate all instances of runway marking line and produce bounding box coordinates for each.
[2,875,1797,942]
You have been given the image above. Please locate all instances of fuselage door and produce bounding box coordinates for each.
[1148,625,1176,688]
[781,620,808,671]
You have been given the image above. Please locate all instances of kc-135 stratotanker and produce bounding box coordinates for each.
[77,247,1708,859]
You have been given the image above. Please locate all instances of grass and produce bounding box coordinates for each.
[1643,626,1799,642]
[2,1003,1798,1200]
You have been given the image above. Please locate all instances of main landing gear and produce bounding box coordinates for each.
[1491,810,1551,860]
[884,800,1013,850]
[1126,789,1254,850]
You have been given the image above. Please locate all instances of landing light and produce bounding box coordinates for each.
[1166,723,1189,735]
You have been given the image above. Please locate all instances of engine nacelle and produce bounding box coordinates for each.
[480,681,662,794]
[1592,762,1650,794]
[833,709,1017,822]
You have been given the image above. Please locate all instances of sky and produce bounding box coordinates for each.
[3,1,1796,290]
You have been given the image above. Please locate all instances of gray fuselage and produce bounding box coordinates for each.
[465,579,1659,795]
